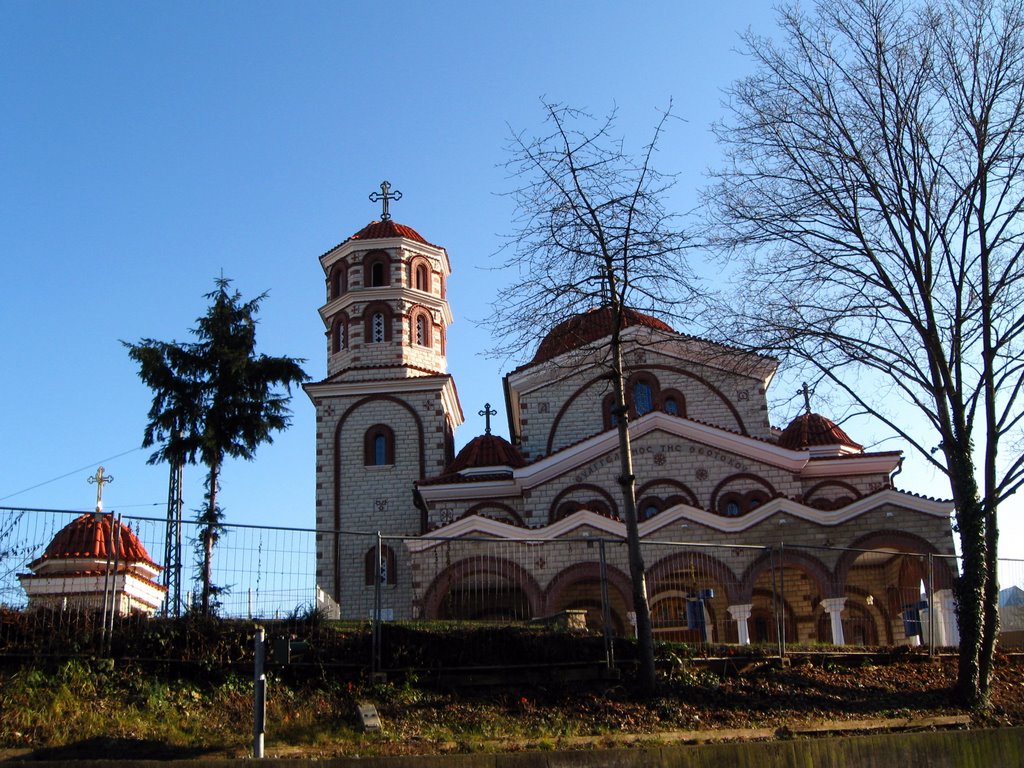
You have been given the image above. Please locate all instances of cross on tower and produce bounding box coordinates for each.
[88,466,114,517]
[369,180,402,221]
[479,403,497,435]
[799,382,815,415]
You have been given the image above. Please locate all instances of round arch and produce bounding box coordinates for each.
[545,363,752,455]
[420,555,543,621]
[548,483,620,523]
[543,561,634,633]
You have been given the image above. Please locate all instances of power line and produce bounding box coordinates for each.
[0,447,147,502]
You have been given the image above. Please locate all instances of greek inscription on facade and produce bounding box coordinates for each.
[688,445,748,472]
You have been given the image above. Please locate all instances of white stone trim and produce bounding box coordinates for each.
[407,489,953,551]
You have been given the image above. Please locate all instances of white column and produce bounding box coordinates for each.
[933,588,960,647]
[821,597,847,646]
[728,603,753,645]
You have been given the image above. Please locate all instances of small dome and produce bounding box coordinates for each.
[37,513,158,567]
[346,219,430,245]
[532,307,674,364]
[444,433,527,475]
[778,412,863,452]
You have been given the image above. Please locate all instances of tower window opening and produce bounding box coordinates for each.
[372,312,385,343]
[371,261,386,287]
[364,424,395,466]
[415,263,429,291]
[415,315,428,346]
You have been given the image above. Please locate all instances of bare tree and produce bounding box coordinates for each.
[704,0,1024,706]
[489,102,693,694]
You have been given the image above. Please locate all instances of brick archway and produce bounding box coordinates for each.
[420,555,543,621]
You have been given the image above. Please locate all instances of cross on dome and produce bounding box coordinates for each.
[369,180,402,221]
[479,403,497,435]
[799,382,815,415]
[87,466,113,518]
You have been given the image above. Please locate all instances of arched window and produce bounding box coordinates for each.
[633,380,654,416]
[414,314,430,347]
[721,495,743,517]
[663,397,679,415]
[364,425,395,466]
[364,545,396,586]
[330,263,348,299]
[363,304,392,344]
[415,263,429,291]
[363,250,391,288]
[332,315,347,352]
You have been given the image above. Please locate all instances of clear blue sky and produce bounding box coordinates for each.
[3,2,1017,560]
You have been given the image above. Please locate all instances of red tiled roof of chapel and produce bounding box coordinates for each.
[420,434,526,485]
[531,307,675,365]
[445,433,527,475]
[35,513,159,568]
[347,219,432,246]
[777,412,863,451]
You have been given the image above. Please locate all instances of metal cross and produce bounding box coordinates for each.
[369,181,402,221]
[479,403,497,435]
[87,466,114,517]
[799,382,815,415]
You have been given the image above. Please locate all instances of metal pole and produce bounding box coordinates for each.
[100,513,114,653]
[928,554,935,658]
[599,539,614,669]
[163,457,184,617]
[372,531,383,677]
[253,627,266,759]
[107,515,123,650]
[769,545,783,659]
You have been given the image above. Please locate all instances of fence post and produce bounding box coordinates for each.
[372,531,383,678]
[107,515,122,652]
[928,554,935,657]
[598,539,614,670]
[769,544,785,659]
[253,626,266,759]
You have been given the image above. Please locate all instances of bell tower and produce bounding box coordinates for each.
[304,183,463,619]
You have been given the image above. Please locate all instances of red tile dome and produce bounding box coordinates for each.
[444,434,527,475]
[346,219,430,245]
[532,307,674,364]
[37,513,158,567]
[777,412,863,451]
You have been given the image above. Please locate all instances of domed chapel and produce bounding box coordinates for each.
[303,186,958,647]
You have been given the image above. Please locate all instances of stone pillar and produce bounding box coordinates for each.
[728,603,753,645]
[821,597,847,646]
[933,588,960,647]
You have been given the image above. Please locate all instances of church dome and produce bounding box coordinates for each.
[346,219,431,246]
[777,412,863,452]
[443,433,527,475]
[34,513,158,568]
[532,307,674,364]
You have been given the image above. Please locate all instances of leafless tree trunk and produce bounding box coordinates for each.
[704,0,1024,707]
[490,102,694,694]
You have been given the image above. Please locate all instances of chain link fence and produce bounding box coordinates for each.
[3,505,1023,668]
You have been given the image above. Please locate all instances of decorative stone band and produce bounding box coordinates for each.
[406,488,954,552]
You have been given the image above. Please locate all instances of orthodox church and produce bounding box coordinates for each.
[304,189,958,647]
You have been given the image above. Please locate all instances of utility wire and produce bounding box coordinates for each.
[0,446,147,502]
